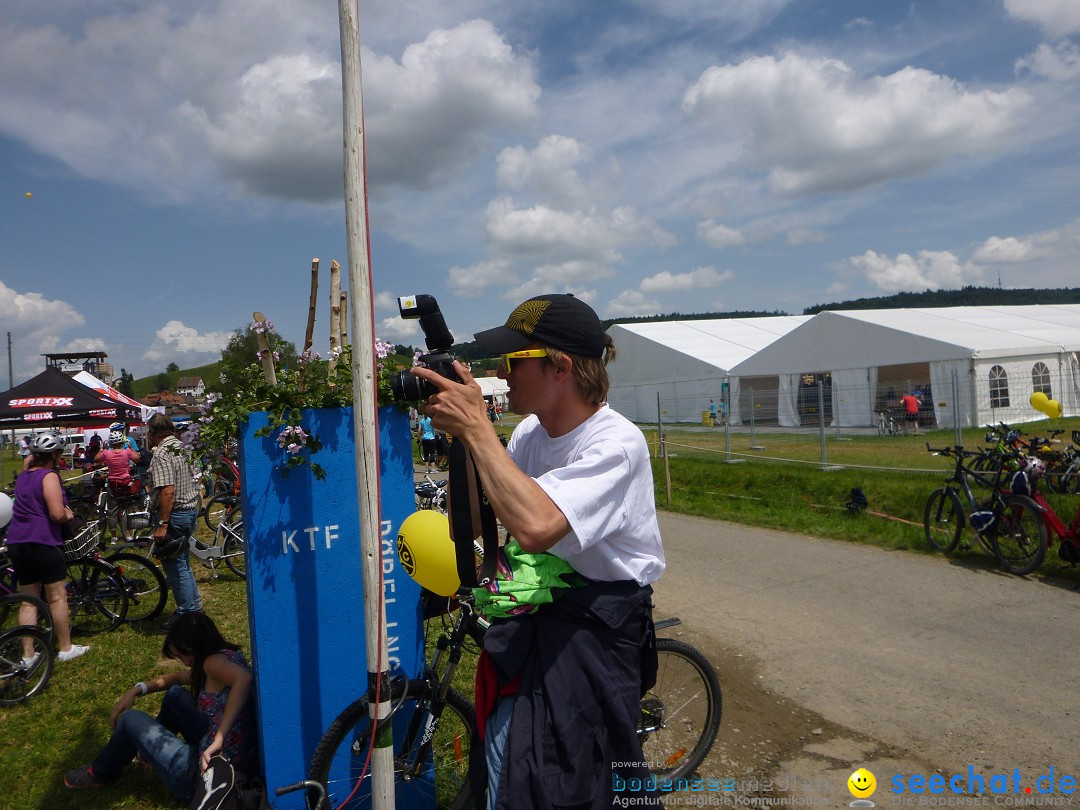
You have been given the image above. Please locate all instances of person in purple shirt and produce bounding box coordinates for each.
[6,433,90,662]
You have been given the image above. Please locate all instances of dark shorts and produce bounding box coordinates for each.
[421,438,437,460]
[905,412,918,422]
[7,542,67,586]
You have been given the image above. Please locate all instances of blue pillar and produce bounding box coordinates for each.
[238,406,424,808]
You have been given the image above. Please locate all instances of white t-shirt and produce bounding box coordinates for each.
[507,405,665,585]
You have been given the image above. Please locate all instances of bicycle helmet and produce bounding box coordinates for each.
[109,422,125,432]
[1010,469,1032,497]
[396,510,459,597]
[0,492,12,529]
[153,531,188,559]
[109,429,126,448]
[30,433,62,454]
[1023,456,1046,479]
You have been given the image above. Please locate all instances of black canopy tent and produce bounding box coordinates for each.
[0,366,142,428]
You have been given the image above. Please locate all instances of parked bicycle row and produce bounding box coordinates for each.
[0,421,247,708]
[923,422,1080,576]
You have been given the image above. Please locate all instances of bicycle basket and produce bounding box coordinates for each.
[62,518,97,562]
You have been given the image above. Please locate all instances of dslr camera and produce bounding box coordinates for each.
[390,294,462,401]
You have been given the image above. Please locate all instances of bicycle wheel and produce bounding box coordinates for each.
[66,558,128,635]
[217,503,246,578]
[202,493,238,534]
[308,679,475,810]
[0,626,53,706]
[640,638,722,787]
[923,488,964,553]
[104,552,167,622]
[992,494,1048,576]
[0,591,54,638]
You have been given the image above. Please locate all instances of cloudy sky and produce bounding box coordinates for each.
[1,0,1078,382]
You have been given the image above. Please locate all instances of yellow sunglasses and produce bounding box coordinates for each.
[500,348,548,371]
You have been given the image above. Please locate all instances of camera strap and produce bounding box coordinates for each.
[447,439,499,588]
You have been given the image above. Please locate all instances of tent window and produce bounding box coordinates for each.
[989,365,1010,408]
[1031,362,1052,396]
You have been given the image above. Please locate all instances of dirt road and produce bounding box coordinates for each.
[651,512,1079,808]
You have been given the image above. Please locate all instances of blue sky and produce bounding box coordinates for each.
[1,0,1078,382]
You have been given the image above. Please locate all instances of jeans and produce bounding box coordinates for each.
[159,509,203,614]
[92,685,208,802]
[484,697,514,810]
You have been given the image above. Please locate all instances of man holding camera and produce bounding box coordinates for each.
[413,293,665,809]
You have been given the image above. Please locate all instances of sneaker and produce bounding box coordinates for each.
[64,765,103,789]
[20,652,41,669]
[57,644,90,662]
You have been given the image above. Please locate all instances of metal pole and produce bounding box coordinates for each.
[952,369,962,447]
[723,377,731,462]
[818,380,827,469]
[337,2,394,807]
[658,393,670,505]
[749,387,756,446]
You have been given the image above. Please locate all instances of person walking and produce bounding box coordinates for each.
[709,399,718,426]
[63,612,257,802]
[6,433,90,662]
[413,293,665,809]
[145,413,204,630]
[418,413,437,474]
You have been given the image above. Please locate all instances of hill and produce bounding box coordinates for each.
[132,361,222,398]
[802,285,1080,314]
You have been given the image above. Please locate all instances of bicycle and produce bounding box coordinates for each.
[876,410,898,436]
[303,590,721,809]
[0,623,54,706]
[415,476,447,513]
[923,444,1047,575]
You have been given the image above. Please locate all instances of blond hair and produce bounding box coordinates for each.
[540,335,616,405]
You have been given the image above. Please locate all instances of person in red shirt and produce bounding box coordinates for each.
[900,391,922,435]
[95,430,142,540]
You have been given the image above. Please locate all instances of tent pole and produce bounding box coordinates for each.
[337,1,395,808]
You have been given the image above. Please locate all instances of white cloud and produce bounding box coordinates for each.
[496,135,591,208]
[604,290,661,318]
[697,220,745,249]
[640,266,733,293]
[847,249,982,292]
[448,259,516,297]
[0,10,538,202]
[484,196,675,264]
[1004,0,1080,37]
[142,320,231,364]
[1016,41,1080,81]
[683,52,1031,194]
[971,218,1080,265]
[374,291,400,311]
[0,281,88,380]
[377,315,421,343]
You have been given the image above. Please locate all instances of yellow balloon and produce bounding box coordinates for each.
[1046,399,1062,419]
[397,510,459,597]
[24,192,32,199]
[1030,392,1049,411]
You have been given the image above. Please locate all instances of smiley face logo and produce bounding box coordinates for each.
[848,768,876,799]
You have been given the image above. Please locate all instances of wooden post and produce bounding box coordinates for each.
[340,291,349,347]
[337,0,395,806]
[304,258,319,356]
[252,312,277,385]
[329,260,342,378]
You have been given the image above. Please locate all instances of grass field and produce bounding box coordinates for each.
[2,416,1078,807]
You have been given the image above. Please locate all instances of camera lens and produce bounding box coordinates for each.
[390,370,433,402]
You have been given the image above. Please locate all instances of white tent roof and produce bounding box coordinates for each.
[730,305,1080,376]
[609,316,811,375]
[475,376,508,398]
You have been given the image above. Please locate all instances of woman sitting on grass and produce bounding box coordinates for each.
[63,612,257,802]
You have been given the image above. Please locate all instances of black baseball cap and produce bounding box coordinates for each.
[474,294,606,358]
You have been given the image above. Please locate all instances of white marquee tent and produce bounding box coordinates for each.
[606,317,810,423]
[475,376,508,406]
[728,305,1080,428]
